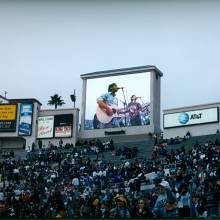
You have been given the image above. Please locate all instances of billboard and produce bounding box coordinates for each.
[18,103,33,136]
[0,104,17,132]
[84,72,151,129]
[37,116,54,138]
[164,107,219,128]
[54,114,73,138]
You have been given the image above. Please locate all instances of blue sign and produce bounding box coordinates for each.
[18,104,33,136]
[178,112,189,124]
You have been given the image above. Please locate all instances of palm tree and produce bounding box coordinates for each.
[48,94,65,109]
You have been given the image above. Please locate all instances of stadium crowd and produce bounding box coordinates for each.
[0,137,220,218]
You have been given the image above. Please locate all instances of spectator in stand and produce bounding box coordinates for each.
[31,142,35,152]
[59,138,63,148]
[185,131,191,139]
[109,195,130,218]
[134,198,153,218]
[0,135,220,218]
[152,180,178,218]
[0,201,9,218]
[38,139,42,150]
[204,175,220,217]
[177,182,190,217]
[153,133,158,145]
[110,139,115,151]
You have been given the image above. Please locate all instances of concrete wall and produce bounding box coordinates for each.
[152,71,161,134]
[0,137,25,149]
[163,102,220,139]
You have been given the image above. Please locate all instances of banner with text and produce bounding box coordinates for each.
[54,114,73,138]
[0,105,17,132]
[37,116,54,138]
[164,107,219,128]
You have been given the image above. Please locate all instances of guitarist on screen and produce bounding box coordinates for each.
[93,83,122,129]
[127,95,142,126]
[126,95,150,126]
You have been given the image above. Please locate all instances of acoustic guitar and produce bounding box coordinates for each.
[96,102,150,124]
[96,104,124,124]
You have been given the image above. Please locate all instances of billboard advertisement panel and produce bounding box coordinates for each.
[0,104,17,132]
[18,104,33,136]
[54,114,73,138]
[85,72,151,129]
[164,107,219,128]
[37,116,54,138]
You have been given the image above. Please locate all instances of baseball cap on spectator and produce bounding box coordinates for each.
[159,180,170,189]
[115,195,128,206]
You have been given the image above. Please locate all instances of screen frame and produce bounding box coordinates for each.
[79,66,162,139]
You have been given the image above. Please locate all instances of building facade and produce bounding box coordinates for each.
[0,98,79,150]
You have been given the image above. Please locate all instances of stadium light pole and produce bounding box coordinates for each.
[4,91,8,98]
[70,89,76,108]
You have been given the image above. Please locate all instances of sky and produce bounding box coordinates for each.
[1,0,220,113]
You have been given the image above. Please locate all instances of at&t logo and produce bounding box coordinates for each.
[178,112,189,124]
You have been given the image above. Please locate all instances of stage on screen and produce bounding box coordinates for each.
[85,72,151,130]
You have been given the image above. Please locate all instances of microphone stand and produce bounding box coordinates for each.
[121,88,127,126]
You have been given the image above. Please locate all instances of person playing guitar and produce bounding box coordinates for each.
[127,95,142,126]
[93,83,122,129]
[127,95,150,126]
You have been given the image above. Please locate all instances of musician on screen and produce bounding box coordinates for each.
[93,83,121,129]
[127,95,142,126]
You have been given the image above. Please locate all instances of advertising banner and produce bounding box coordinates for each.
[0,105,17,132]
[37,116,54,138]
[54,114,73,138]
[55,126,72,137]
[164,107,219,128]
[18,104,33,136]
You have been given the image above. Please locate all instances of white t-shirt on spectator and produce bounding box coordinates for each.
[0,192,4,201]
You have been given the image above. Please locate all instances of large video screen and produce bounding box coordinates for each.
[164,107,219,128]
[85,72,151,129]
[18,103,33,136]
[0,104,17,132]
[37,116,54,138]
[54,114,73,138]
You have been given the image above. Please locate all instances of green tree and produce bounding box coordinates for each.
[47,94,65,109]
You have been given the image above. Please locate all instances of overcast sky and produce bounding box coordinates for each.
[1,0,220,112]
